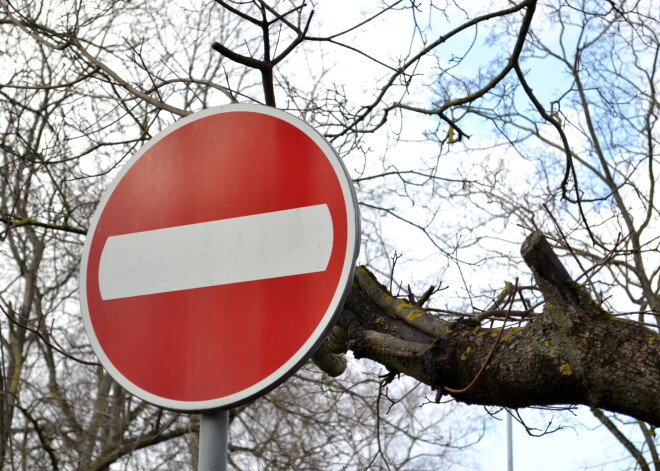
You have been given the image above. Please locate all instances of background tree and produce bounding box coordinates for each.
[0,0,658,469]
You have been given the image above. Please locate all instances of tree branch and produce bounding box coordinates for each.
[592,409,650,471]
[339,232,660,425]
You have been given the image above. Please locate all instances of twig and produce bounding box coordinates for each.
[0,304,99,367]
[575,232,630,283]
[151,413,179,441]
[389,251,401,294]
[444,278,519,394]
[543,205,598,298]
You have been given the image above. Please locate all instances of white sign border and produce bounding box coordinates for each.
[79,104,361,412]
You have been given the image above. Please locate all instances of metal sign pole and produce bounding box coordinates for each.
[506,409,513,471]
[198,410,229,471]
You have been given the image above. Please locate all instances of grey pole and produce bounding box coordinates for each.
[506,409,513,471]
[198,410,229,471]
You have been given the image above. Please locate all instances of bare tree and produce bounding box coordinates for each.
[0,0,658,469]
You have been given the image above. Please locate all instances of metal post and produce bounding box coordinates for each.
[506,409,513,471]
[198,410,229,471]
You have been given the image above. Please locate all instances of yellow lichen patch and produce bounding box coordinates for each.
[501,327,522,341]
[395,302,415,315]
[407,310,423,321]
[559,363,573,376]
[544,340,551,347]
[460,346,472,360]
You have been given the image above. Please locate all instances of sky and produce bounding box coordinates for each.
[473,408,642,471]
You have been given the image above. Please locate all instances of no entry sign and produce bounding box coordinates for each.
[80,105,360,411]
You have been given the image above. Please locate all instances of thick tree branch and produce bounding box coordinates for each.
[319,231,660,425]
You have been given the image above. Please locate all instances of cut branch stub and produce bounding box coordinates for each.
[520,231,610,332]
[521,231,582,309]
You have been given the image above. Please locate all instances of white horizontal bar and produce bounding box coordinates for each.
[98,204,333,300]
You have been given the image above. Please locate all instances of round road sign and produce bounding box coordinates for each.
[79,104,360,411]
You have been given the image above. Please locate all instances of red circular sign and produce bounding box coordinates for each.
[80,105,359,411]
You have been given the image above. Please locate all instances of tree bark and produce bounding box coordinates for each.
[316,231,660,426]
